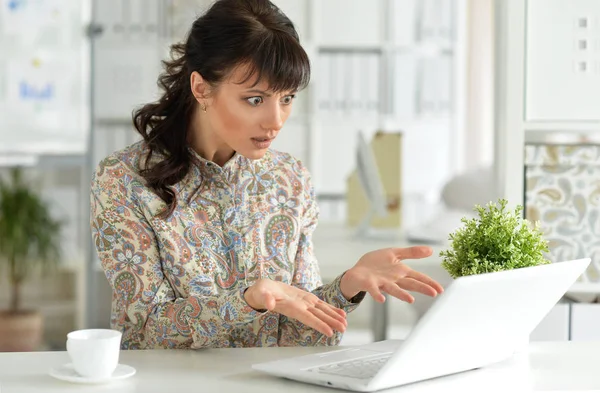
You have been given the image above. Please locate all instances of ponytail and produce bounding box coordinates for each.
[133,43,195,217]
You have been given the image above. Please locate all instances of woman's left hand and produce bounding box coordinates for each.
[339,246,444,303]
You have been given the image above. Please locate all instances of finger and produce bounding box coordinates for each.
[365,281,386,303]
[381,282,414,303]
[303,293,346,321]
[305,295,347,324]
[392,246,433,260]
[315,299,346,316]
[315,302,347,327]
[332,307,347,318]
[325,302,348,318]
[406,271,445,293]
[310,307,346,333]
[396,277,439,297]
[286,309,334,337]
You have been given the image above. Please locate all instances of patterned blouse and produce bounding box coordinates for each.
[90,141,364,349]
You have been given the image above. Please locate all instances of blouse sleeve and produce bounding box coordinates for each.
[278,163,365,347]
[90,157,265,349]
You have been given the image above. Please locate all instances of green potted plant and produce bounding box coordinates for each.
[440,198,550,279]
[0,167,63,351]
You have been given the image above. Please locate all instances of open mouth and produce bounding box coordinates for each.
[251,137,274,148]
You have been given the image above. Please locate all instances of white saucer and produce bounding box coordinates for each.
[49,363,136,384]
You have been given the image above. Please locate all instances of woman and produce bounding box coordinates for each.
[90,0,443,350]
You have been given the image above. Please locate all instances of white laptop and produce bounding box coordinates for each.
[253,258,591,392]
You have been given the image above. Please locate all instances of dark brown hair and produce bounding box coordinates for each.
[133,0,310,216]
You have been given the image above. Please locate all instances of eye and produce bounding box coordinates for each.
[246,97,263,107]
[281,94,296,105]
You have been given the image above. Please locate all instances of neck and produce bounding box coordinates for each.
[188,107,235,167]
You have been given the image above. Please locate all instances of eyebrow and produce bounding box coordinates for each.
[245,89,272,97]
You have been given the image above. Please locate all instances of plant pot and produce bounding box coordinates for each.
[0,310,44,351]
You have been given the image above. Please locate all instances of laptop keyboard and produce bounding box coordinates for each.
[307,354,391,379]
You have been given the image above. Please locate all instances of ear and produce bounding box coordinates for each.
[190,71,211,103]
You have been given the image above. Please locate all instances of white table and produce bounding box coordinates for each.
[2,341,600,392]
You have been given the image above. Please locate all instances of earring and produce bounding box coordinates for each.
[201,102,207,112]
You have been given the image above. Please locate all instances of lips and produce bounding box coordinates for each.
[251,136,275,142]
[251,137,274,149]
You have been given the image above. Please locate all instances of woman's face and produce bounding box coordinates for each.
[191,64,297,164]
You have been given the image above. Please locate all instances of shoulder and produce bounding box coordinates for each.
[91,141,173,217]
[91,141,153,199]
[92,140,156,183]
[94,141,149,177]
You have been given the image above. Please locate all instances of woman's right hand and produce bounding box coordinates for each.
[244,278,347,337]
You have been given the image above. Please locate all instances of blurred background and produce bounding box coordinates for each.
[1,0,599,351]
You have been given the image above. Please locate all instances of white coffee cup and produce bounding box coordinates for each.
[66,329,122,379]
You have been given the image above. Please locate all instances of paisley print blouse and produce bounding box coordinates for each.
[90,141,364,349]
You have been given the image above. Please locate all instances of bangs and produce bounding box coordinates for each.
[235,30,310,93]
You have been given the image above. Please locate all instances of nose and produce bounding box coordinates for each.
[261,103,284,132]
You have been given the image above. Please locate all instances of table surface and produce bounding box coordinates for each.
[2,341,600,392]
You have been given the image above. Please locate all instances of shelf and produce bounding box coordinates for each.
[389,44,455,57]
[318,45,383,54]
[0,151,87,169]
[525,130,600,145]
[312,113,452,125]
[313,113,383,124]
[315,42,454,56]
[381,115,453,128]
[0,154,38,167]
